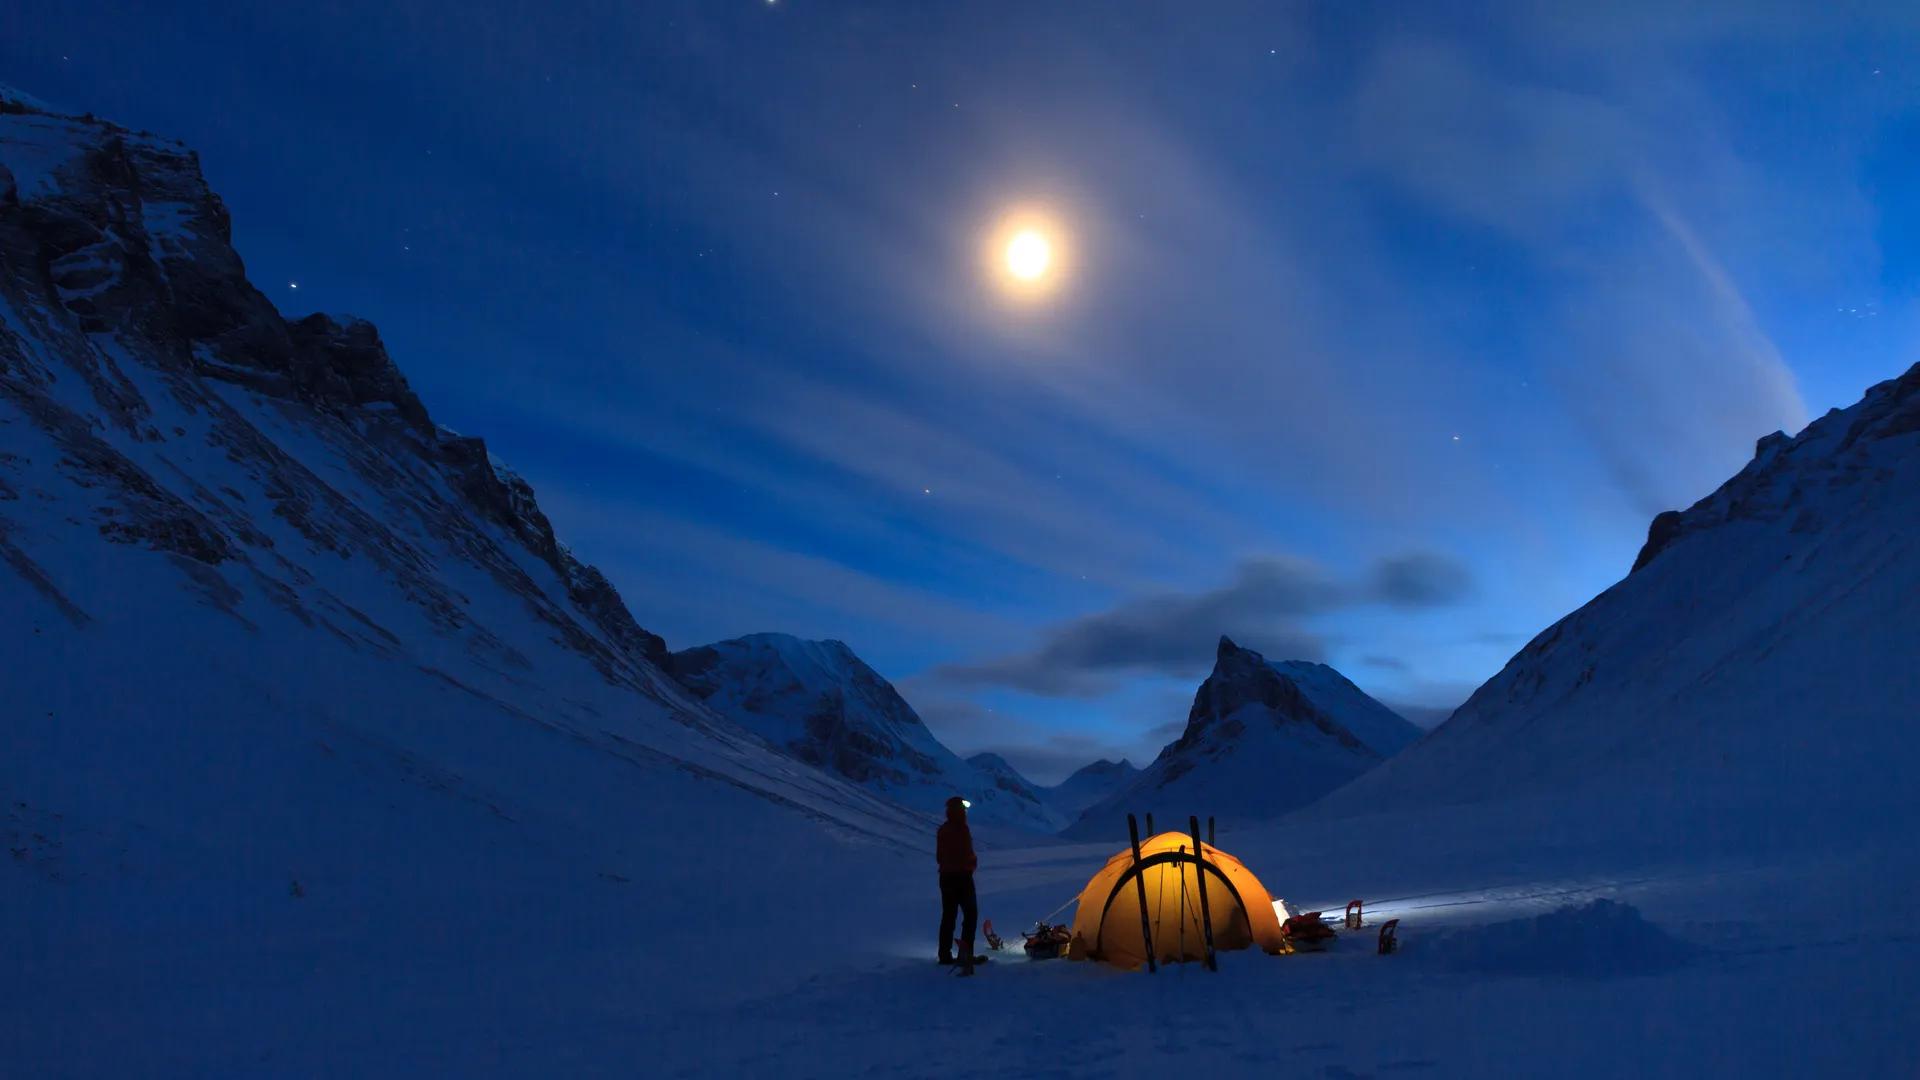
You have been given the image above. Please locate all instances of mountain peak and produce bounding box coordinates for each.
[1044,756,1143,819]
[671,636,1062,830]
[1632,360,1920,573]
[1061,641,1419,838]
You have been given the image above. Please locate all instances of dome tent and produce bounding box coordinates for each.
[1069,823,1289,968]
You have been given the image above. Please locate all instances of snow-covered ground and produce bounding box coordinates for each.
[10,778,1914,1076]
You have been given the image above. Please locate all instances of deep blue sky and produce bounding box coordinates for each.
[9,2,1917,780]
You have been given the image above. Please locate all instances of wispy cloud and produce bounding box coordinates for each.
[934,551,1473,696]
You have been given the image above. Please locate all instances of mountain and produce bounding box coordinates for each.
[0,91,929,897]
[1044,758,1140,818]
[672,633,1064,831]
[1062,638,1418,838]
[965,751,1064,821]
[1315,361,1920,833]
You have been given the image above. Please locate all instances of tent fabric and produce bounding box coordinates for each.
[1068,831,1288,968]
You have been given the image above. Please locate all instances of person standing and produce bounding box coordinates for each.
[936,796,979,975]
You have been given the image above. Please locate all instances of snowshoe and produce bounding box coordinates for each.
[1377,918,1400,955]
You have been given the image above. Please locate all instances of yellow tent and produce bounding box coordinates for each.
[1069,830,1289,968]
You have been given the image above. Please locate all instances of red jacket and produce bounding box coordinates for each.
[937,813,976,874]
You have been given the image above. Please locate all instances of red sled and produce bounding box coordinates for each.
[1282,911,1338,950]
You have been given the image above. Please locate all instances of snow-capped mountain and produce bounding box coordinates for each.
[1317,361,1920,828]
[672,633,1065,830]
[1043,758,1140,818]
[965,751,1057,816]
[1062,637,1419,838]
[0,90,930,900]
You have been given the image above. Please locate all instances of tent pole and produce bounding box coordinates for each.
[1208,816,1215,846]
[1127,814,1157,973]
[1189,816,1218,972]
[1145,812,1154,836]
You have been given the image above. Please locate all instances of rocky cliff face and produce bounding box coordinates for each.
[1062,638,1414,838]
[0,99,676,687]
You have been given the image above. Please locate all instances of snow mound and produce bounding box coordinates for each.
[1409,899,1702,979]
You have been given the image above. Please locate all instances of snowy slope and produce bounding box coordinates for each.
[1316,361,1920,830]
[967,749,1059,814]
[673,633,1065,831]
[1267,658,1423,756]
[0,99,980,1077]
[1062,638,1412,838]
[0,98,933,902]
[1042,757,1140,818]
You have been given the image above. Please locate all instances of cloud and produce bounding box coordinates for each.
[911,696,1156,785]
[1343,34,1809,515]
[1143,719,1186,744]
[936,551,1472,696]
[1360,654,1410,671]
[1373,552,1474,608]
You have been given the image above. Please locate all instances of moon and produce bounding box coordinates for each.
[1005,229,1052,281]
[985,211,1068,301]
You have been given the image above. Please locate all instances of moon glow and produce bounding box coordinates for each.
[1005,229,1052,281]
[985,211,1068,302]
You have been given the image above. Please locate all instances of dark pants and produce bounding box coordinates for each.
[938,871,978,961]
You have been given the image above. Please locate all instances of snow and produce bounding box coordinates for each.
[674,633,1067,832]
[0,83,58,113]
[1043,757,1140,818]
[1269,659,1423,756]
[15,768,1907,1077]
[4,89,1916,1078]
[1065,640,1419,836]
[1318,366,1920,823]
[0,111,94,200]
[1403,898,1702,978]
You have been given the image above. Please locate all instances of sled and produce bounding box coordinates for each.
[1021,921,1072,960]
[1281,911,1338,950]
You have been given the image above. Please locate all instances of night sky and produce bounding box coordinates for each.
[9,3,1917,780]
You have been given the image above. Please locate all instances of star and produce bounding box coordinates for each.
[288,281,299,290]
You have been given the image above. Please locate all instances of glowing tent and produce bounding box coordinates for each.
[1069,827,1289,968]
